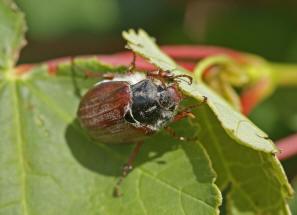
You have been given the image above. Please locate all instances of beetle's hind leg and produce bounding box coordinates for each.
[113,141,143,197]
[164,127,198,141]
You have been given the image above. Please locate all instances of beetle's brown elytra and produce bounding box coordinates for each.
[76,52,207,196]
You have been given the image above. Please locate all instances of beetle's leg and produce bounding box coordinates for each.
[165,97,207,141]
[114,141,143,197]
[164,127,198,142]
[155,77,167,88]
[172,74,193,85]
[147,70,174,80]
[173,111,195,121]
[146,70,167,87]
[146,70,192,86]
[126,52,136,75]
[146,70,160,77]
[173,96,207,121]
[160,70,175,79]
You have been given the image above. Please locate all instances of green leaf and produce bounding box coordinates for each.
[0,58,221,214]
[0,0,26,69]
[289,178,297,215]
[123,29,293,214]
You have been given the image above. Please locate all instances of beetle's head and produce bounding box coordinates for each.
[128,79,182,130]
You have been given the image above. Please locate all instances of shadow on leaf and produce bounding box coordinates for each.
[65,118,180,177]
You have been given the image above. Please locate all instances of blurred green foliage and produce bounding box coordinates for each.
[15,1,297,63]
[250,87,297,141]
[15,0,119,38]
[14,0,184,39]
[205,6,297,62]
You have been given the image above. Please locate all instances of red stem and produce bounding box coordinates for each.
[240,78,271,116]
[161,45,246,62]
[40,45,246,74]
[276,134,297,161]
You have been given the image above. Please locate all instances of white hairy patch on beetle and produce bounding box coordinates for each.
[94,72,147,86]
[145,105,157,113]
[112,72,147,84]
[94,72,162,86]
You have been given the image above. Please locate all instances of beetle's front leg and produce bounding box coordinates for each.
[164,96,207,141]
[174,96,207,121]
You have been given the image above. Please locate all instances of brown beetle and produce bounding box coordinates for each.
[77,54,207,196]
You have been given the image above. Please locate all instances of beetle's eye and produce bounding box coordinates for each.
[157,85,164,92]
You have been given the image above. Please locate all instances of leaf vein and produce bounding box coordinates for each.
[137,172,148,215]
[11,81,29,215]
[179,189,187,215]
[0,200,20,210]
[138,168,215,211]
[28,172,83,200]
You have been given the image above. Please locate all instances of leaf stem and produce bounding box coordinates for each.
[276,133,297,161]
[270,63,297,86]
[192,55,233,81]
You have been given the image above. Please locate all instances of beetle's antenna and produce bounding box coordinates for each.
[114,141,143,197]
[173,75,193,85]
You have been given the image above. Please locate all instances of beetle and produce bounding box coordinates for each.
[76,53,207,196]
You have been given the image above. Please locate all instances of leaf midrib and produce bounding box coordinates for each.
[11,80,29,215]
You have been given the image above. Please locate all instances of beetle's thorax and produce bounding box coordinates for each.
[125,79,180,131]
